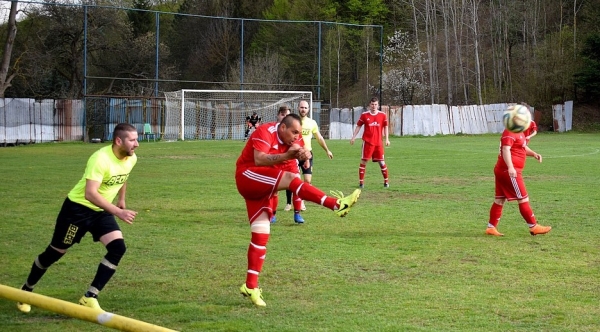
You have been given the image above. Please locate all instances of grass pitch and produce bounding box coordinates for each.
[1,132,599,331]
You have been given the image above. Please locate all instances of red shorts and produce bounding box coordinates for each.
[494,167,528,201]
[361,141,385,162]
[236,167,283,222]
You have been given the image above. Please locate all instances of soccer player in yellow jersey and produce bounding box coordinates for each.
[16,123,139,313]
[291,100,333,223]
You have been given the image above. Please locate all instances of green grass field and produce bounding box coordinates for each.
[1,133,599,332]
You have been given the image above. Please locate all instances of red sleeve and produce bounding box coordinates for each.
[500,130,517,147]
[251,126,274,154]
[356,113,365,126]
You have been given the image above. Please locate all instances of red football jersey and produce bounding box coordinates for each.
[523,120,538,137]
[236,121,304,172]
[495,129,527,170]
[357,110,388,146]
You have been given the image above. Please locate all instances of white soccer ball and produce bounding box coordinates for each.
[503,105,532,133]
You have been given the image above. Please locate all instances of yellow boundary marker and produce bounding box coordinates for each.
[0,284,179,332]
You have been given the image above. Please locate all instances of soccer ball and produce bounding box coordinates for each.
[503,105,532,133]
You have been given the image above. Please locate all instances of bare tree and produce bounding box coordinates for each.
[0,0,18,97]
[441,0,452,105]
[467,0,483,105]
[223,50,292,90]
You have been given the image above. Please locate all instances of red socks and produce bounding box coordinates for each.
[288,177,338,210]
[358,164,365,185]
[488,202,503,227]
[379,163,388,184]
[246,232,269,289]
[518,201,537,226]
[293,194,302,213]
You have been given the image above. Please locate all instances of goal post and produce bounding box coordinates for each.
[163,90,313,140]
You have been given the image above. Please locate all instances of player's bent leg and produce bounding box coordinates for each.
[18,245,66,313]
[286,176,361,217]
[81,233,126,311]
[242,218,269,307]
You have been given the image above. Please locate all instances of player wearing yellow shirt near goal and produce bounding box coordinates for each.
[289,100,333,224]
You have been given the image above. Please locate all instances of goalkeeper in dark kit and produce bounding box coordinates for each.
[244,112,261,140]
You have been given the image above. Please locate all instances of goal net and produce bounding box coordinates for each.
[163,90,313,140]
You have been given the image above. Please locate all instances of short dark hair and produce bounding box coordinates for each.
[278,105,290,115]
[113,123,136,143]
[281,113,301,127]
[370,97,379,103]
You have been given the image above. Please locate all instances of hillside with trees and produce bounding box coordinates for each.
[0,0,598,116]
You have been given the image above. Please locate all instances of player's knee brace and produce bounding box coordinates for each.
[104,238,126,267]
[36,246,65,269]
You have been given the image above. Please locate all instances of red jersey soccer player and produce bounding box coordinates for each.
[350,97,390,188]
[523,120,538,144]
[486,128,551,236]
[235,113,360,307]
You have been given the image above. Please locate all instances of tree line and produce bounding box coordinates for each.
[0,0,599,110]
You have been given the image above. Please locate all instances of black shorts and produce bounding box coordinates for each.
[50,198,121,250]
[299,156,314,175]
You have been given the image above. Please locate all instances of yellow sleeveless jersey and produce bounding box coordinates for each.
[67,145,137,211]
[301,117,319,151]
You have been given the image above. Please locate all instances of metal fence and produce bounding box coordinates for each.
[0,97,573,146]
[4,2,384,107]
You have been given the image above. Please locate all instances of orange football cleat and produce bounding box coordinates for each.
[529,224,552,236]
[485,227,504,236]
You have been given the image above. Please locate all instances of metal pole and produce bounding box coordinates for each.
[317,22,321,101]
[83,5,88,142]
[240,19,244,90]
[0,284,178,332]
[379,25,383,106]
[155,12,160,97]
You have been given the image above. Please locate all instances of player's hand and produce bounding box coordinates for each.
[326,150,333,159]
[385,139,390,146]
[534,153,542,163]
[288,144,304,159]
[296,148,311,161]
[507,167,517,178]
[350,138,355,145]
[116,208,138,224]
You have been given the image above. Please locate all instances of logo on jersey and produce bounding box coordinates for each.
[63,224,78,244]
[369,122,380,126]
[105,173,129,186]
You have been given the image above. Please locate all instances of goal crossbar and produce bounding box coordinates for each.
[164,89,312,141]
